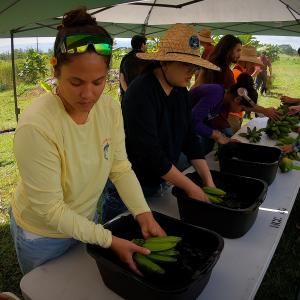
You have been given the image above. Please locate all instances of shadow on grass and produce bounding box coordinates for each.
[255,191,300,300]
[0,222,22,297]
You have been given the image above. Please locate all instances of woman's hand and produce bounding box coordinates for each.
[288,105,300,116]
[262,107,281,120]
[186,185,209,203]
[136,212,166,239]
[216,134,231,145]
[280,95,295,104]
[281,144,294,154]
[110,236,150,275]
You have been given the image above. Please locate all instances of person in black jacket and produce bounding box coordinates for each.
[101,24,220,223]
[119,35,149,102]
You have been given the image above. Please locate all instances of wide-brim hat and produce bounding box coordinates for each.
[198,28,214,43]
[137,24,220,71]
[239,45,263,66]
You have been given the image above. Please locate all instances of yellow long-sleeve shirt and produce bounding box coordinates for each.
[11,92,150,248]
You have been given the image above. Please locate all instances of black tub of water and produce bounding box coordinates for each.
[172,171,268,239]
[218,142,281,185]
[87,211,223,300]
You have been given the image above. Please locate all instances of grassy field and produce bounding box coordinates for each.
[0,55,300,298]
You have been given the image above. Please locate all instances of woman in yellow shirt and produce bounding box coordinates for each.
[10,8,164,275]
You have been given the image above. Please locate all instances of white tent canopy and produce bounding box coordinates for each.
[1,0,299,38]
[1,0,299,123]
[91,0,300,37]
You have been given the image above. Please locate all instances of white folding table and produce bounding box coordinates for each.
[20,117,300,300]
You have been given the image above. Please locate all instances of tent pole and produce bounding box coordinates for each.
[10,30,19,122]
[142,0,156,35]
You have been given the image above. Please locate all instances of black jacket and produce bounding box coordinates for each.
[122,71,204,187]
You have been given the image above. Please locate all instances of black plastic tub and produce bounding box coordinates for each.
[87,211,224,300]
[172,171,268,239]
[218,142,281,185]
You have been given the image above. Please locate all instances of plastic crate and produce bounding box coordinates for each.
[87,211,223,300]
[218,142,281,185]
[172,171,268,238]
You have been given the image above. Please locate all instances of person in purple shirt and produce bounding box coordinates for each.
[190,75,257,155]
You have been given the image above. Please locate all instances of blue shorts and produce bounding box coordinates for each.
[9,209,80,274]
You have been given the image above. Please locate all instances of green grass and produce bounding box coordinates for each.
[0,55,300,298]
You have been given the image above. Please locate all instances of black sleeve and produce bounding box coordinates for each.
[123,56,150,86]
[123,82,172,178]
[181,93,205,160]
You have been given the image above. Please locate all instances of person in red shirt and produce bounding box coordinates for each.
[255,51,272,96]
[193,34,242,90]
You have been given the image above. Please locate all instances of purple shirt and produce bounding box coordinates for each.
[190,84,226,138]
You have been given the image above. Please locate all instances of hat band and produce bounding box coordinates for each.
[166,51,200,58]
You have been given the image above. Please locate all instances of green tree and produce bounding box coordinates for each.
[257,44,280,62]
[147,37,160,53]
[18,49,48,84]
[278,44,297,56]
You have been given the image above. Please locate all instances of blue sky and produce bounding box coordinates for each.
[0,36,300,53]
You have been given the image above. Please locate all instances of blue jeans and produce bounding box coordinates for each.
[9,209,80,274]
[100,180,163,224]
[199,128,233,156]
[101,154,190,223]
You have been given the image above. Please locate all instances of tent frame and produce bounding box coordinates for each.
[7,0,300,122]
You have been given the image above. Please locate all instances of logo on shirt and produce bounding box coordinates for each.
[102,138,111,160]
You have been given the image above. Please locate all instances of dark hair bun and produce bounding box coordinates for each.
[62,7,97,28]
[236,72,255,89]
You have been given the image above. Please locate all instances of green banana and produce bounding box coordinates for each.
[207,194,224,204]
[155,249,179,256]
[147,253,177,263]
[203,186,226,196]
[134,253,165,274]
[143,241,177,252]
[145,236,182,243]
[280,157,300,172]
[239,126,263,143]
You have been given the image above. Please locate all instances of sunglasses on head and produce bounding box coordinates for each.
[237,87,256,107]
[60,34,113,56]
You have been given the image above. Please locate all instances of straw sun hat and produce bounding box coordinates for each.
[239,45,263,66]
[137,24,220,71]
[198,28,214,43]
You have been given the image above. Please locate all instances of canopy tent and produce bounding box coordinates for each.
[0,0,137,122]
[1,0,300,122]
[0,0,138,37]
[89,0,300,37]
[1,0,300,38]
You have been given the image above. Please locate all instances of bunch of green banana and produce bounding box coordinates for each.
[239,126,264,143]
[275,136,296,146]
[285,151,300,161]
[132,236,182,274]
[202,186,226,204]
[265,105,299,140]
